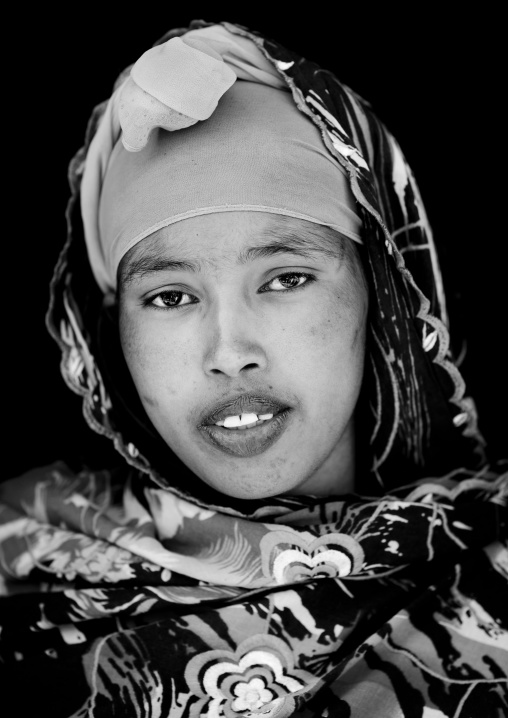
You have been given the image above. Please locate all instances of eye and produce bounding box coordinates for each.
[260,272,315,293]
[143,272,314,309]
[148,290,196,309]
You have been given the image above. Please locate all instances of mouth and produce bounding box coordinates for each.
[198,394,293,458]
[199,410,292,457]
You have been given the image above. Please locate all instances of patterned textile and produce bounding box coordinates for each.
[1,20,507,717]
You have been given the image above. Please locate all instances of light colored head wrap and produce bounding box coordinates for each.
[81,25,363,293]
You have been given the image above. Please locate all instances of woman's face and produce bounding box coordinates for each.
[119,212,368,499]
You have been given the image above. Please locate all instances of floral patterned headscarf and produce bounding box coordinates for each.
[0,20,506,718]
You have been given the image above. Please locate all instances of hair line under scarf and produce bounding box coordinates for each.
[115,203,364,279]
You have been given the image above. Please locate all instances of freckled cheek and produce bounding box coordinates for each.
[120,319,196,406]
[302,315,365,425]
[294,298,365,364]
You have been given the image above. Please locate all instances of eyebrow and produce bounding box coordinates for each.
[120,226,346,287]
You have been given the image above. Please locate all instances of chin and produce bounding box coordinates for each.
[200,473,298,501]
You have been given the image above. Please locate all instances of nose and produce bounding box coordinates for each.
[202,302,268,378]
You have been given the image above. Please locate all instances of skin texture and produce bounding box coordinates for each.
[118,212,369,500]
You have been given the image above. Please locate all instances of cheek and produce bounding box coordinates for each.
[293,289,367,376]
[306,302,366,429]
[119,313,193,408]
[297,299,367,433]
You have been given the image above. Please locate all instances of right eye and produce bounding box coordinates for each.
[148,291,197,309]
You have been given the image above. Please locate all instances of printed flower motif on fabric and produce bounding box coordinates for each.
[184,634,315,717]
[260,528,364,584]
[0,515,137,584]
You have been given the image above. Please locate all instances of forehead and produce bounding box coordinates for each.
[118,212,350,287]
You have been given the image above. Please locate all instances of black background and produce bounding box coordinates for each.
[4,5,506,479]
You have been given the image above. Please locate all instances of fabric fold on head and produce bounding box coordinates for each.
[183,24,288,88]
[100,81,363,289]
[81,25,362,293]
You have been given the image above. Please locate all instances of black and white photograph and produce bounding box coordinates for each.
[1,7,506,717]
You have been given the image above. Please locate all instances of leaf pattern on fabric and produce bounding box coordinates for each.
[70,632,166,718]
[1,463,506,715]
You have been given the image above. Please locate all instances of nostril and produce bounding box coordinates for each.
[209,362,258,376]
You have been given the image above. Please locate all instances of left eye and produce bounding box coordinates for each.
[262,272,313,292]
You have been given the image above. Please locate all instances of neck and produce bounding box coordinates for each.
[287,420,356,498]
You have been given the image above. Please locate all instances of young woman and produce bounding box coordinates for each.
[1,20,506,718]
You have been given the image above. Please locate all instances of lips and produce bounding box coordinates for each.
[200,394,289,427]
[199,409,292,457]
[197,393,293,458]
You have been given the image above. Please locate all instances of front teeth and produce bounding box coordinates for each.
[216,412,274,429]
[224,413,257,428]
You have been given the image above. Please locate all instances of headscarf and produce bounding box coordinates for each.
[82,26,362,293]
[0,20,506,718]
